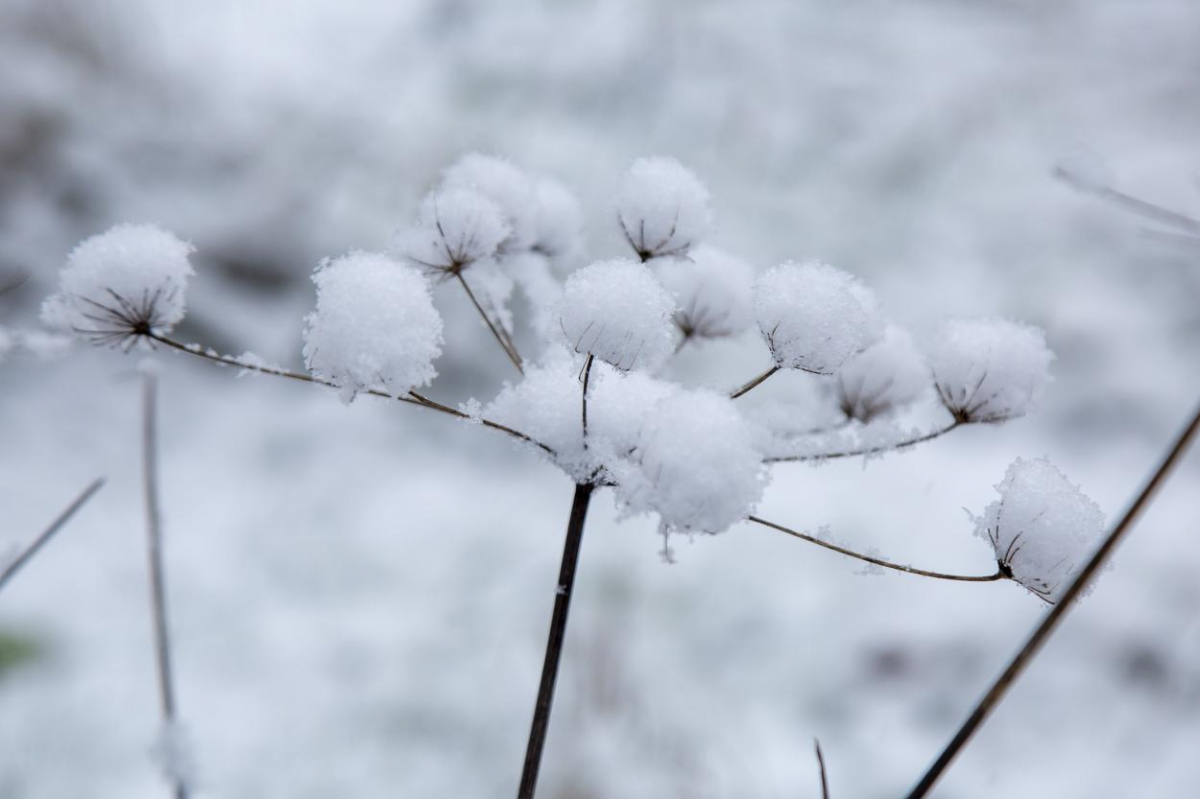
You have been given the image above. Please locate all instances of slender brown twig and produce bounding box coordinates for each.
[517,481,596,799]
[765,421,961,464]
[142,374,188,799]
[904,398,1200,799]
[730,365,780,399]
[0,478,105,594]
[580,354,595,446]
[456,271,524,374]
[814,739,830,799]
[748,516,1005,583]
[144,332,552,455]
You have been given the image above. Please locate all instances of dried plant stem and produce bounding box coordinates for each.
[765,421,961,464]
[455,271,525,374]
[814,739,830,799]
[904,399,1200,799]
[1056,169,1200,233]
[748,516,1004,583]
[517,481,595,799]
[142,374,188,799]
[730,365,780,399]
[145,332,551,455]
[0,478,105,593]
[580,354,595,445]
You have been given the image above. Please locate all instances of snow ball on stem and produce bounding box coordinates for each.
[42,223,195,349]
[616,389,766,537]
[392,187,510,277]
[302,252,443,402]
[753,260,881,375]
[617,157,713,261]
[836,325,930,422]
[558,258,676,372]
[974,457,1106,603]
[441,153,538,251]
[929,317,1053,424]
[652,245,754,340]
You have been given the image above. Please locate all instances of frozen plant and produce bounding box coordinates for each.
[34,153,1148,799]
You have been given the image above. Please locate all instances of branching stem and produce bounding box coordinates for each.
[0,478,105,593]
[730,365,780,399]
[748,516,1004,583]
[904,398,1200,799]
[765,421,961,464]
[455,271,524,374]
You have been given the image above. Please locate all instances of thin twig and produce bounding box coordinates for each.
[765,421,961,464]
[145,332,552,455]
[904,398,1200,799]
[456,271,524,374]
[142,374,188,799]
[1056,169,1200,233]
[0,478,105,594]
[517,482,596,799]
[814,739,830,799]
[580,354,595,446]
[748,516,1005,583]
[730,365,780,399]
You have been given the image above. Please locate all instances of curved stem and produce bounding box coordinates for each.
[456,271,524,374]
[580,354,594,446]
[904,398,1200,799]
[518,482,595,799]
[730,365,780,399]
[765,421,961,464]
[0,478,105,594]
[145,333,552,455]
[748,515,1004,583]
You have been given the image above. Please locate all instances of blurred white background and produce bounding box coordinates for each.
[1,1,1198,797]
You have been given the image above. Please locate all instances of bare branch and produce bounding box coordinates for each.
[765,421,962,464]
[730,365,780,399]
[0,478,105,594]
[814,739,830,799]
[455,271,524,374]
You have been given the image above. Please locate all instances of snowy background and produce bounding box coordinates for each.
[2,0,1200,797]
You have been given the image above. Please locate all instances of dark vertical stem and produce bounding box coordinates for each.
[814,739,830,799]
[517,481,596,799]
[730,365,779,399]
[142,374,188,799]
[580,354,595,446]
[0,478,105,593]
[904,399,1200,799]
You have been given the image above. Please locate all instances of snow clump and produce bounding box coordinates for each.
[441,153,538,251]
[653,245,754,340]
[617,157,713,260]
[392,187,510,276]
[836,325,929,422]
[930,317,1053,423]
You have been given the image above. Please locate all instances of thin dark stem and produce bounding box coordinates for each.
[730,365,780,399]
[0,478,105,594]
[1056,168,1200,233]
[814,739,830,799]
[456,272,524,374]
[904,399,1200,799]
[580,354,595,446]
[517,482,596,799]
[145,332,551,455]
[765,421,961,464]
[748,516,1005,583]
[142,374,188,799]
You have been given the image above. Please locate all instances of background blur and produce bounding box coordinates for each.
[2,1,1199,797]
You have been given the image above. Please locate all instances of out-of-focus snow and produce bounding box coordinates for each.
[930,317,1054,424]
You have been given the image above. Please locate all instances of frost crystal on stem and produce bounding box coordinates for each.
[753,260,881,374]
[974,457,1106,603]
[302,252,443,402]
[558,258,676,372]
[930,317,1053,423]
[41,223,195,349]
[617,157,713,261]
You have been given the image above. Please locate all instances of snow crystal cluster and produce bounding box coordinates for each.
[302,252,443,402]
[41,223,195,346]
[836,325,930,422]
[558,258,676,371]
[652,245,754,340]
[391,187,510,276]
[753,260,882,374]
[930,318,1053,423]
[974,457,1106,603]
[617,157,713,261]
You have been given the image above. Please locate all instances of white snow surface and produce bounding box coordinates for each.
[753,261,880,374]
[930,317,1054,424]
[41,224,195,342]
[301,252,443,401]
[616,157,713,260]
[557,258,676,372]
[391,187,510,275]
[974,457,1107,604]
[652,245,755,340]
[836,325,930,423]
[441,153,539,252]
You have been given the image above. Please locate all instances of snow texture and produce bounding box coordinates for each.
[558,258,676,372]
[301,252,443,402]
[753,260,880,374]
[391,187,510,276]
[615,389,767,536]
[652,245,755,340]
[836,325,930,422]
[975,457,1107,603]
[930,317,1053,423]
[41,223,195,345]
[441,153,538,251]
[617,157,713,260]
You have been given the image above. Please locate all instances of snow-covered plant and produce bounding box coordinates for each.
[35,153,1131,799]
